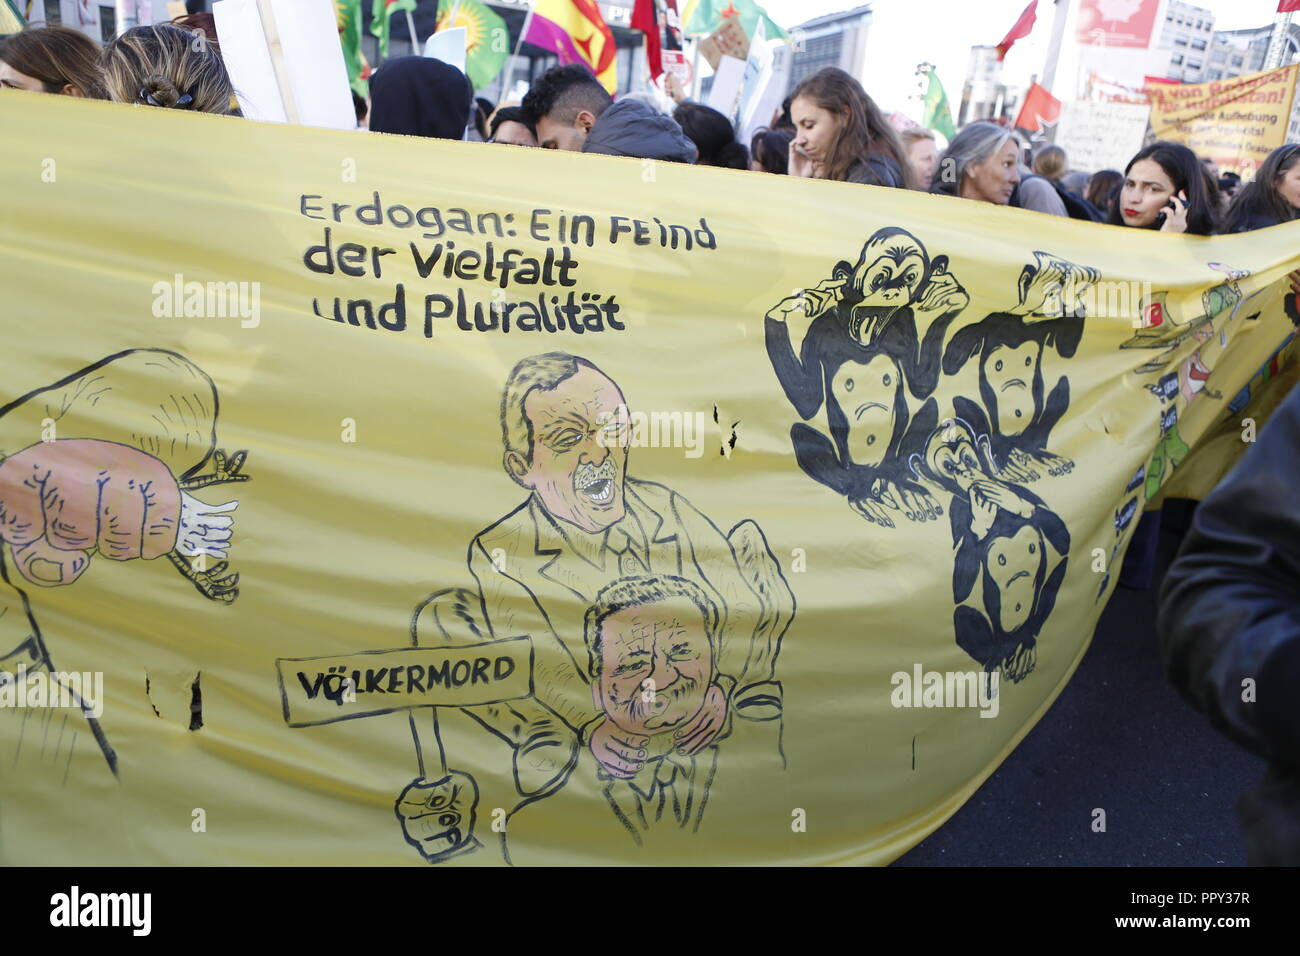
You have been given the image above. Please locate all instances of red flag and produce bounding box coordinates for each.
[997,1,1038,61]
[633,0,663,79]
[1014,82,1060,132]
[1280,0,1300,12]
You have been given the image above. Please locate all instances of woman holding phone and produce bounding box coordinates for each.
[786,67,911,188]
[1107,141,1217,235]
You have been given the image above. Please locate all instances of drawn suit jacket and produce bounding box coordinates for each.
[468,478,773,733]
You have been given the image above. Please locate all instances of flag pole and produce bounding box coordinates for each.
[405,7,419,53]
[1041,0,1071,93]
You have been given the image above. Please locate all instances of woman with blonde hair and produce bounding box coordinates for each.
[101,24,235,114]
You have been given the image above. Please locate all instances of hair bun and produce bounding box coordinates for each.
[139,73,181,108]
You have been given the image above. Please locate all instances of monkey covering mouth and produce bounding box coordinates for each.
[575,458,616,503]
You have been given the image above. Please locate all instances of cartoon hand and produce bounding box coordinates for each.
[1029,448,1074,477]
[674,682,728,756]
[0,439,180,587]
[589,718,648,780]
[849,478,900,528]
[895,482,942,522]
[968,484,999,538]
[974,479,1035,519]
[394,771,479,862]
[915,271,969,317]
[766,278,844,324]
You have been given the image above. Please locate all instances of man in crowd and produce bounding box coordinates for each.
[521,63,695,163]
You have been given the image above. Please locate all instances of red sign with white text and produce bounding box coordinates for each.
[1075,0,1161,49]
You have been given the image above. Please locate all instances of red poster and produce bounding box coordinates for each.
[1075,0,1161,49]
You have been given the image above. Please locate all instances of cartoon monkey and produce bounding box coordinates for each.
[789,349,939,527]
[952,507,1068,684]
[911,418,1069,682]
[941,253,1098,481]
[766,226,970,414]
[765,228,967,526]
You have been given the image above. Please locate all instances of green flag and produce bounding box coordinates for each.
[337,0,370,97]
[683,0,787,41]
[437,0,509,91]
[370,0,418,60]
[923,69,956,141]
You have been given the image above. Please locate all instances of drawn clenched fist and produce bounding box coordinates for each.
[0,439,180,587]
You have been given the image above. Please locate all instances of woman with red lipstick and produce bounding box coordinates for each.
[786,67,911,188]
[1106,142,1217,236]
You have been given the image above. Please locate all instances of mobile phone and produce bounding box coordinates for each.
[1154,198,1176,228]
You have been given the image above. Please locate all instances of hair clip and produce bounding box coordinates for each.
[138,87,195,109]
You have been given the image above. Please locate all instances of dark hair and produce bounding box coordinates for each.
[1084,169,1122,211]
[775,95,794,132]
[751,127,794,174]
[1107,141,1217,235]
[170,12,219,53]
[489,105,536,141]
[473,96,494,138]
[1222,144,1300,233]
[673,102,748,168]
[789,67,911,186]
[0,25,107,98]
[351,89,368,124]
[521,63,611,127]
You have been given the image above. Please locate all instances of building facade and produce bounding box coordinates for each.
[785,4,873,93]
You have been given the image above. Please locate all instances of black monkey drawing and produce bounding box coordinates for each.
[910,417,1070,683]
[765,227,969,527]
[941,251,1099,482]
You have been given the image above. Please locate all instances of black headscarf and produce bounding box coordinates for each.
[369,56,472,140]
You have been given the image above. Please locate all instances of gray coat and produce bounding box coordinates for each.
[583,99,697,164]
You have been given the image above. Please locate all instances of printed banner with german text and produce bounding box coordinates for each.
[1,94,1298,865]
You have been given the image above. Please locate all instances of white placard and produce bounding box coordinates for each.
[1055,100,1151,173]
[739,41,791,145]
[268,0,356,130]
[213,0,288,123]
[705,55,747,123]
[424,27,468,78]
[214,0,355,130]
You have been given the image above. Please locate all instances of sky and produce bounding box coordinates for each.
[756,0,1293,118]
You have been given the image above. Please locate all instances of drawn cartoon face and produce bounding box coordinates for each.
[594,602,712,736]
[845,235,929,344]
[518,365,628,533]
[924,419,983,494]
[1016,253,1097,320]
[985,341,1039,436]
[831,353,900,467]
[986,524,1043,633]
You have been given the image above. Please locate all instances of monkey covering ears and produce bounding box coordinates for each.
[764,227,969,527]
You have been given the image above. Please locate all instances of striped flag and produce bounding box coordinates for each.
[524,0,619,92]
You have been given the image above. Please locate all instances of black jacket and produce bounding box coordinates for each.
[1158,383,1300,864]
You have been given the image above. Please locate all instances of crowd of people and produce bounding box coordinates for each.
[5,19,1300,865]
[6,20,1300,238]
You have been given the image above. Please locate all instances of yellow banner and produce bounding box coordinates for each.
[1147,64,1300,178]
[1,94,1298,866]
